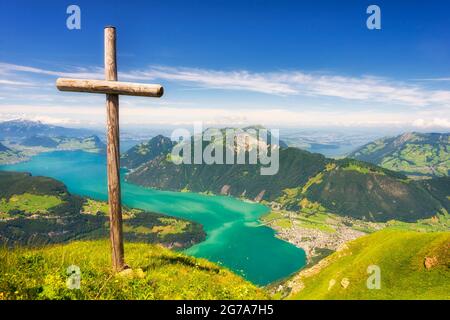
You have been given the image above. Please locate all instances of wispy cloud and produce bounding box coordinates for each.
[0,62,449,129]
[0,79,38,87]
[414,77,450,81]
[124,66,450,107]
[1,62,450,108]
[0,62,103,80]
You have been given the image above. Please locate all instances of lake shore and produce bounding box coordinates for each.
[0,150,307,285]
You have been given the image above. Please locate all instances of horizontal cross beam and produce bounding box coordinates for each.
[56,78,164,97]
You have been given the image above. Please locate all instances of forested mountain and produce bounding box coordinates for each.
[121,134,174,169]
[125,131,450,222]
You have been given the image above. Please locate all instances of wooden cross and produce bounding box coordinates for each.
[56,26,164,271]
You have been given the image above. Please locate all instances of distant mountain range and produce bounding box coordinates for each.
[348,132,449,177]
[123,130,450,222]
[0,119,99,141]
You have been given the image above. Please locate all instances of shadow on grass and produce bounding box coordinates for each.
[143,255,221,274]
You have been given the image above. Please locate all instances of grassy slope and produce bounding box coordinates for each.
[0,193,63,216]
[288,229,450,300]
[0,240,268,300]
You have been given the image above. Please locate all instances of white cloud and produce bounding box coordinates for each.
[2,104,449,129]
[123,66,450,107]
[412,118,450,129]
[1,62,450,107]
[0,62,103,80]
[0,79,38,87]
[0,62,449,129]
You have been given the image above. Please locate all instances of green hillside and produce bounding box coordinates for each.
[0,240,267,300]
[348,132,449,177]
[121,134,174,169]
[283,229,450,300]
[0,171,205,248]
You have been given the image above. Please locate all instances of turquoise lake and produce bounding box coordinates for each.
[0,151,306,285]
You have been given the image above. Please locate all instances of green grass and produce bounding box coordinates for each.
[274,218,293,228]
[260,211,284,223]
[288,229,450,300]
[0,193,63,214]
[342,163,385,175]
[0,240,268,300]
[385,210,450,232]
[81,198,109,215]
[82,198,141,218]
[260,211,293,228]
[301,172,324,193]
[294,219,336,233]
[151,218,190,236]
[122,224,154,235]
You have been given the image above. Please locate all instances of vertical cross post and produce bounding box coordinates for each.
[104,26,125,271]
[56,26,164,272]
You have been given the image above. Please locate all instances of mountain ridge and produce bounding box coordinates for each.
[0,119,99,140]
[348,132,449,177]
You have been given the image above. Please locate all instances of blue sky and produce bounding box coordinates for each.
[0,0,449,130]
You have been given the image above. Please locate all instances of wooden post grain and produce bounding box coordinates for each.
[105,26,125,272]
